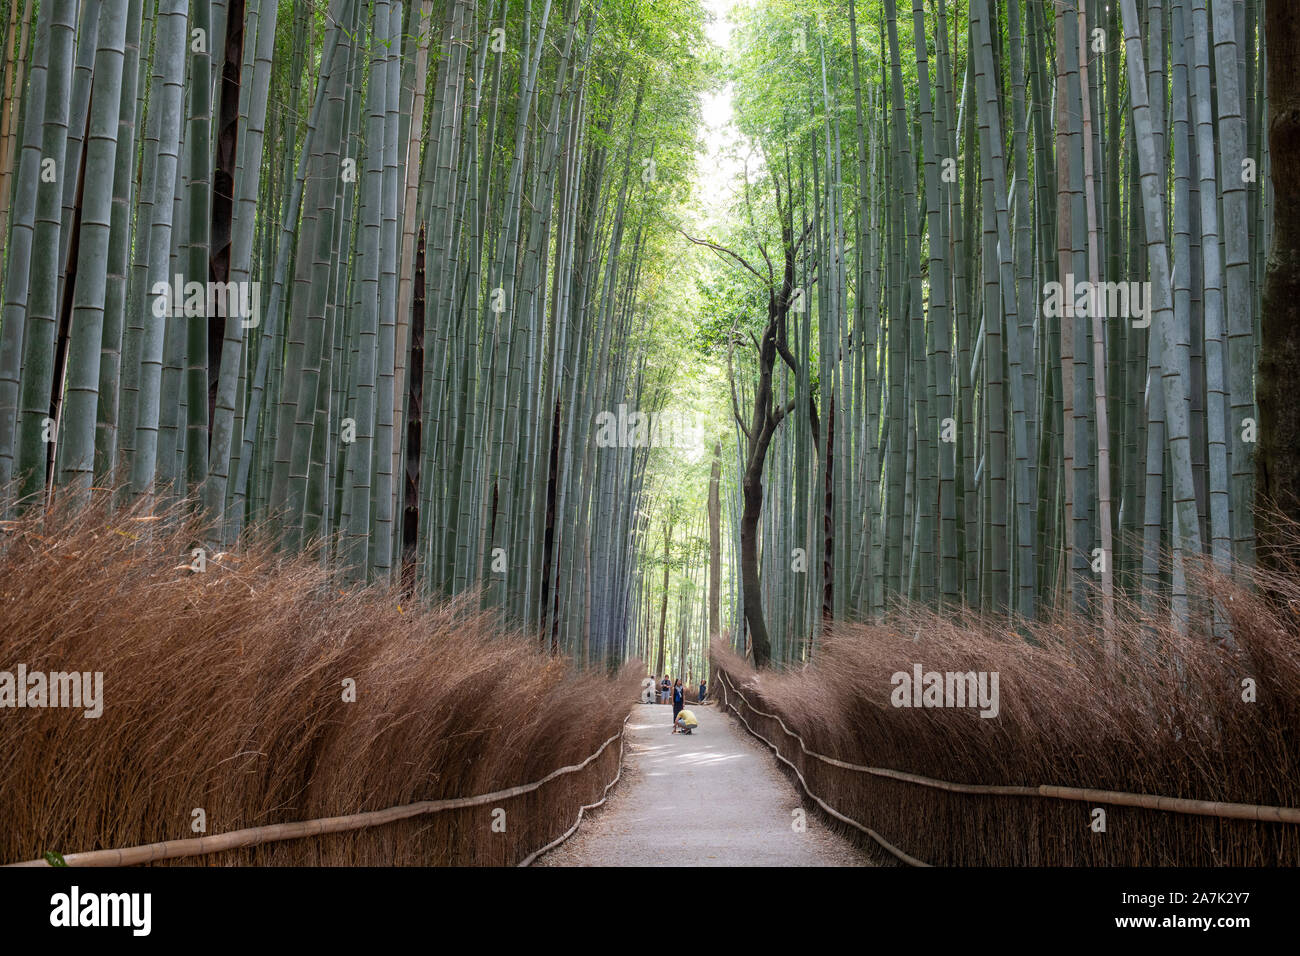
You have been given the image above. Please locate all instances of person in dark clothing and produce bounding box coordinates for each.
[699,679,707,702]
[671,679,684,731]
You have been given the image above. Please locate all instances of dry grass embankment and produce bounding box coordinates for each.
[0,492,635,865]
[713,558,1300,866]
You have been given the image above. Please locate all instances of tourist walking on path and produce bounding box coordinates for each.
[672,679,684,730]
[699,678,707,703]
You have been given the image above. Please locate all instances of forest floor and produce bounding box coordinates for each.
[536,702,871,866]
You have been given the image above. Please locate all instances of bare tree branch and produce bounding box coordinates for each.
[793,217,816,255]
[757,241,774,284]
[677,229,766,281]
[726,325,753,441]
[771,397,799,428]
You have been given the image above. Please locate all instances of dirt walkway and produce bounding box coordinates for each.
[537,702,870,866]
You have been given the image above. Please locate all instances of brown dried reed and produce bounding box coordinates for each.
[713,552,1300,866]
[0,490,636,866]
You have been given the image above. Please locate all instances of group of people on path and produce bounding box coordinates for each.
[647,674,706,734]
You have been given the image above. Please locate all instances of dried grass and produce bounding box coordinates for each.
[713,552,1300,866]
[0,490,635,866]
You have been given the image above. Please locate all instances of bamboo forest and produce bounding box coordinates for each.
[3,0,1300,881]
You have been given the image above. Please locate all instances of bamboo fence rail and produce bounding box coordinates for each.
[715,668,1300,853]
[7,715,631,868]
[716,670,930,866]
[517,722,629,867]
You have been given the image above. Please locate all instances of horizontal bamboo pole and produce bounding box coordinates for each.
[716,669,1300,825]
[7,716,631,867]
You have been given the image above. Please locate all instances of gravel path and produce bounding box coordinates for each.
[537,701,871,866]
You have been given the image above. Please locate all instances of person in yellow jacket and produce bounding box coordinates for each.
[673,709,698,735]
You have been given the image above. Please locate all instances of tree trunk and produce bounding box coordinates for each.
[740,463,771,666]
[1258,0,1300,571]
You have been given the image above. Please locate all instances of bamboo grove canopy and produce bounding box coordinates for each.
[0,0,1279,669]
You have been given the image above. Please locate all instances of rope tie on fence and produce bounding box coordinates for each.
[716,668,1300,826]
[7,714,632,868]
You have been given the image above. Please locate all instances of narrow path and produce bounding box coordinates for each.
[538,702,870,866]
